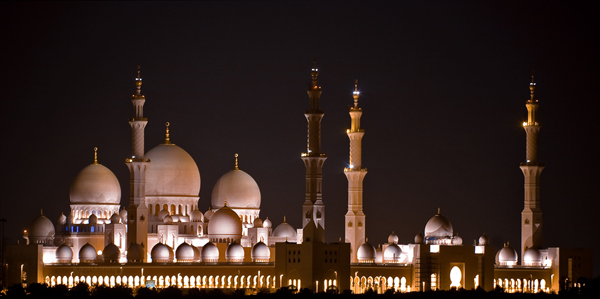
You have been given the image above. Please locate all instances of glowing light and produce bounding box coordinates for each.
[429,245,439,253]
[353,91,360,95]
[523,122,527,126]
[349,164,354,169]
[475,246,485,254]
[450,266,462,288]
[97,250,102,255]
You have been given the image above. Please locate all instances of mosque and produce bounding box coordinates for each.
[4,66,592,293]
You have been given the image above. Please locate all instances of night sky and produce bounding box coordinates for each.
[1,1,598,275]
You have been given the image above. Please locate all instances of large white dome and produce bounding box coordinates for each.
[424,210,453,238]
[145,144,200,197]
[70,163,121,204]
[211,169,261,209]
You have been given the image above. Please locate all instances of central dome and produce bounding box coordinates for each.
[145,144,200,197]
[211,169,261,209]
[70,163,121,204]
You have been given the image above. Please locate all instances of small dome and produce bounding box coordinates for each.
[263,217,272,228]
[120,209,128,224]
[70,163,121,205]
[79,243,97,263]
[55,244,73,263]
[253,217,263,228]
[103,243,120,262]
[58,213,67,225]
[524,248,542,265]
[158,209,170,220]
[414,232,424,244]
[225,242,245,262]
[384,244,402,263]
[201,242,219,262]
[452,234,463,245]
[204,208,214,220]
[211,169,261,209]
[127,243,144,262]
[357,241,376,262]
[28,212,55,241]
[208,205,242,242]
[89,214,97,225]
[151,243,173,263]
[110,213,121,224]
[496,243,518,265]
[251,241,270,261]
[145,144,201,197]
[479,234,489,245]
[273,217,296,240]
[388,231,399,244]
[424,209,453,238]
[190,210,203,222]
[176,242,195,262]
[163,215,173,224]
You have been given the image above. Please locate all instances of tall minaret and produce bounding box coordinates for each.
[520,75,544,262]
[126,66,150,261]
[301,61,327,229]
[344,80,367,263]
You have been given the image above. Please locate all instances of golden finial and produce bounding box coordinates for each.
[40,209,43,215]
[93,147,99,164]
[352,79,360,108]
[283,216,287,223]
[164,122,172,144]
[437,207,441,214]
[135,65,142,95]
[529,72,536,103]
[223,198,228,207]
[234,153,239,170]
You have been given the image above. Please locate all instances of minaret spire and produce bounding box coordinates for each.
[234,153,239,170]
[301,60,327,230]
[126,66,150,261]
[520,74,544,262]
[344,80,367,262]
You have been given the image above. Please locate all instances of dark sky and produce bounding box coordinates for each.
[1,1,598,275]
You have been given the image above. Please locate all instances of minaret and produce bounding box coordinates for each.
[520,75,544,262]
[301,61,327,229]
[125,66,150,261]
[344,80,367,263]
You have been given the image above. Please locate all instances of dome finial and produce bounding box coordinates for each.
[93,147,99,164]
[223,198,228,207]
[352,79,360,108]
[234,153,239,170]
[283,216,287,223]
[164,122,172,144]
[135,65,143,96]
[40,209,43,215]
[437,207,441,215]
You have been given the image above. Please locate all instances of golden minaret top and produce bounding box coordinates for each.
[352,79,360,109]
[310,59,320,90]
[234,153,239,170]
[134,65,144,98]
[528,74,537,103]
